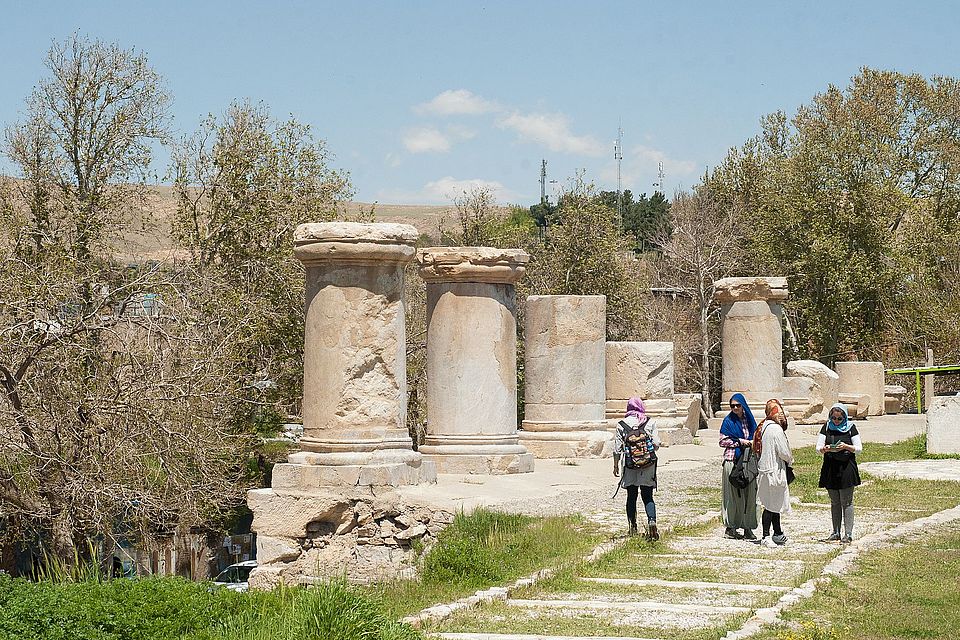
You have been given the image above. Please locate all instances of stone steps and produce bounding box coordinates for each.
[580,576,790,593]
[435,634,662,640]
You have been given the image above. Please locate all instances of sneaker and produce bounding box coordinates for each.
[820,532,842,543]
[742,529,757,540]
[840,534,853,544]
[647,521,660,542]
[724,527,743,540]
[760,536,778,549]
[772,534,788,546]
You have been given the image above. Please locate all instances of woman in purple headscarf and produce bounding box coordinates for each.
[719,393,759,540]
[613,397,661,540]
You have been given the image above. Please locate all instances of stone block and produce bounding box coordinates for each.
[885,385,908,415]
[257,535,302,564]
[713,277,788,304]
[518,428,613,458]
[675,393,702,435]
[835,361,885,416]
[421,452,535,474]
[248,566,285,591]
[785,359,840,423]
[605,341,674,401]
[838,393,870,419]
[247,488,356,538]
[926,396,960,454]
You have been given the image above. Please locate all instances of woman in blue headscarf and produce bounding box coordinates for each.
[816,403,862,543]
[719,393,759,539]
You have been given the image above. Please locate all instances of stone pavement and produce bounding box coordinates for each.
[401,414,955,640]
[860,459,960,482]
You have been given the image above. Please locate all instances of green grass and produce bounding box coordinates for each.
[751,520,960,640]
[368,508,604,618]
[0,575,419,640]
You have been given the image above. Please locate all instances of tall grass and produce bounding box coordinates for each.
[370,508,603,617]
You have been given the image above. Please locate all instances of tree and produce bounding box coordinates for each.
[596,190,671,252]
[0,36,254,569]
[710,68,960,364]
[525,179,648,341]
[653,187,745,415]
[4,34,169,261]
[171,101,355,424]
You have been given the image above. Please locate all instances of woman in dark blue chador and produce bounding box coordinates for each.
[719,393,759,539]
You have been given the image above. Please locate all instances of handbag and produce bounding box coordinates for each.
[785,464,796,485]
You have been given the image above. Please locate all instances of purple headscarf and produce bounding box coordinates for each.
[625,397,649,425]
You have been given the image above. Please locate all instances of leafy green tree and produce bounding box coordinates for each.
[171,101,355,424]
[596,190,671,252]
[710,68,960,364]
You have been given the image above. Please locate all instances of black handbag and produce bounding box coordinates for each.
[785,465,796,484]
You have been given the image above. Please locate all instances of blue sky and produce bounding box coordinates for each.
[2,1,960,205]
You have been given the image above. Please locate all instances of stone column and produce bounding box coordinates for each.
[416,247,534,474]
[835,361,886,416]
[604,341,691,445]
[271,222,436,488]
[519,295,612,458]
[714,277,788,408]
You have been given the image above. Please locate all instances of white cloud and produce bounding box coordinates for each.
[415,89,500,116]
[402,127,451,153]
[377,176,513,205]
[497,111,605,156]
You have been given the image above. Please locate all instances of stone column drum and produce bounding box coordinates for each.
[416,247,534,474]
[835,361,886,416]
[605,341,691,445]
[271,222,436,488]
[714,277,788,408]
[519,295,612,458]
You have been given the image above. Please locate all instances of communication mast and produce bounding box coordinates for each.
[614,125,623,228]
[653,161,665,194]
[540,159,548,206]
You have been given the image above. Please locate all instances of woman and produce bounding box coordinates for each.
[613,397,660,540]
[817,403,862,543]
[719,393,758,540]
[756,399,794,548]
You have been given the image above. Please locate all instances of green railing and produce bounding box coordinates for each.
[885,365,960,414]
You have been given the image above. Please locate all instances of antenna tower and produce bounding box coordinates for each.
[540,159,548,206]
[655,161,665,194]
[614,124,623,228]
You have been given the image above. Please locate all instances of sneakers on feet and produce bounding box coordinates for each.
[647,521,659,542]
[840,534,853,544]
[772,534,788,546]
[724,527,743,540]
[742,529,757,540]
[821,532,842,543]
[760,536,778,548]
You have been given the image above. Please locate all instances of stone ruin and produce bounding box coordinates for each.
[248,223,448,588]
[518,295,614,458]
[416,247,534,474]
[604,341,698,445]
[714,276,889,425]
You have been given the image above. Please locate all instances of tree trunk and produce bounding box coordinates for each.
[700,302,714,418]
[48,502,78,574]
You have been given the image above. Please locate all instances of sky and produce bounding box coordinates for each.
[2,1,960,206]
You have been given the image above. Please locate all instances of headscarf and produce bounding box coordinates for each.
[825,402,852,433]
[764,398,788,430]
[720,393,757,457]
[625,397,649,426]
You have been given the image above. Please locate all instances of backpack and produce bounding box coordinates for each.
[620,420,657,469]
[728,445,758,489]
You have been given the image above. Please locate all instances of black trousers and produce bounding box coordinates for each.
[626,485,656,525]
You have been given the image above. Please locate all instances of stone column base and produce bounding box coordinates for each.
[418,435,534,474]
[519,421,613,458]
[274,449,437,489]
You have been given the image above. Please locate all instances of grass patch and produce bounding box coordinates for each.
[752,520,960,640]
[369,508,604,618]
[0,575,419,640]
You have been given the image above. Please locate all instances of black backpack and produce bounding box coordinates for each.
[728,445,758,489]
[620,420,656,469]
